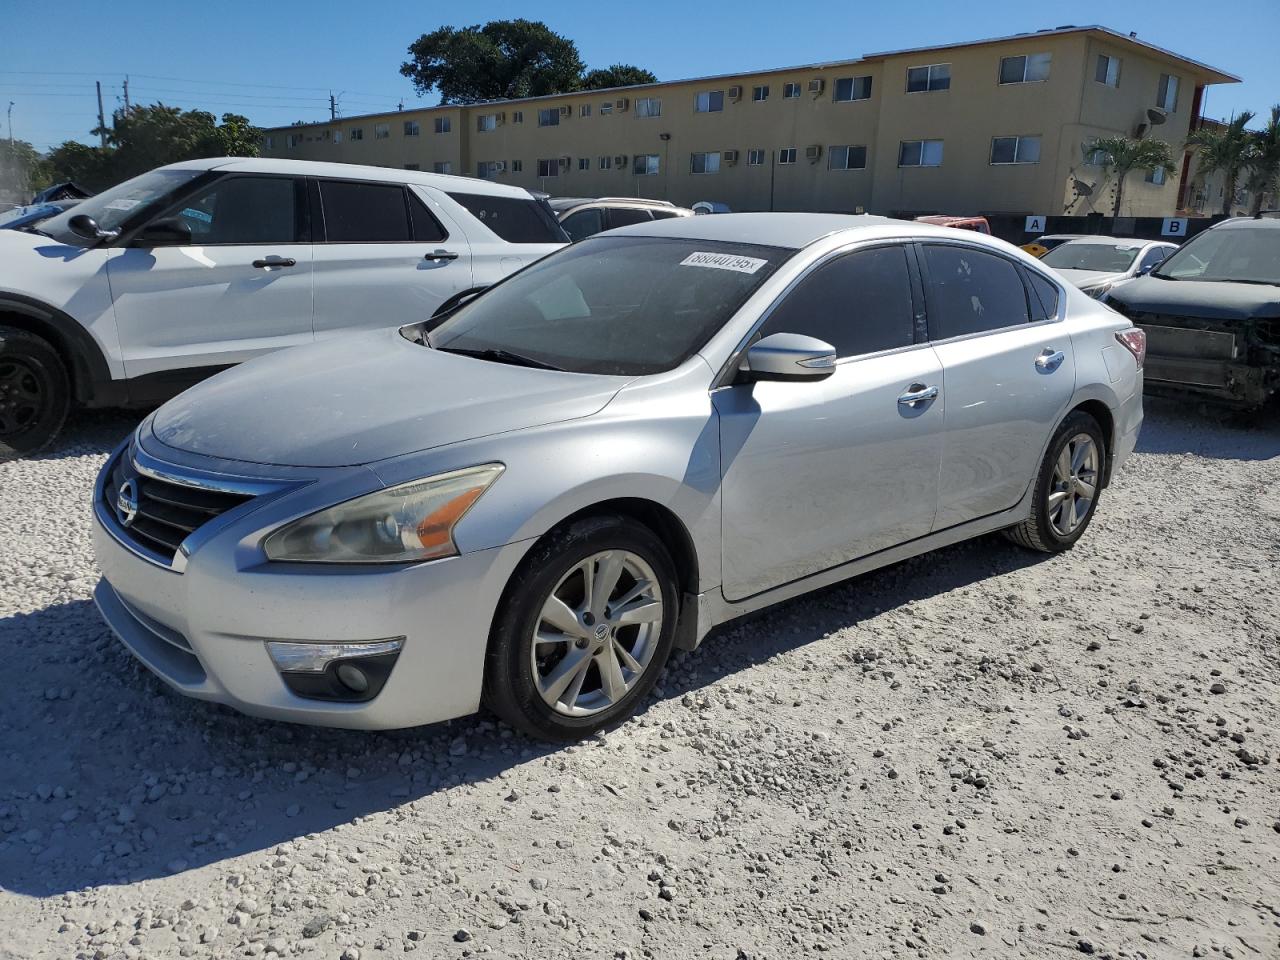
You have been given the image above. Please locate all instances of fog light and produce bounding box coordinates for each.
[335,663,370,694]
[266,637,404,703]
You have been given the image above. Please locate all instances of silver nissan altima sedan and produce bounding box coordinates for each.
[91,213,1145,741]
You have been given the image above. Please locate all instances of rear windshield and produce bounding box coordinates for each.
[446,191,568,244]
[425,235,792,375]
[1042,242,1142,272]
[1153,227,1280,285]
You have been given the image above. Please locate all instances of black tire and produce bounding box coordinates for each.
[483,514,680,741]
[1003,410,1107,553]
[0,326,70,462]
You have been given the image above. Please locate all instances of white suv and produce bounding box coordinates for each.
[0,157,567,457]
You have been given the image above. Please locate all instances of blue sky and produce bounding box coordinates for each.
[3,0,1277,151]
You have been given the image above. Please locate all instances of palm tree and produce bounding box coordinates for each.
[1089,136,1177,218]
[1187,112,1255,216]
[1245,105,1280,217]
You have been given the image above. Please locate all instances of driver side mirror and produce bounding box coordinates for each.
[738,332,838,383]
[67,213,120,243]
[132,217,192,247]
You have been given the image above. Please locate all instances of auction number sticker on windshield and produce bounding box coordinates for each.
[104,198,142,211]
[679,251,768,274]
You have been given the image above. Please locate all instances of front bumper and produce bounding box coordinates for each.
[91,445,531,730]
[1138,322,1280,408]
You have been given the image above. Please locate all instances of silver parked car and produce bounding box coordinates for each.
[91,214,1146,740]
[1040,237,1177,299]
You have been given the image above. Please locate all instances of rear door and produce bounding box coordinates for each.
[107,173,313,378]
[310,178,470,338]
[920,242,1075,530]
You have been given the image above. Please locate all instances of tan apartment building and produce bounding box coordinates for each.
[261,25,1238,219]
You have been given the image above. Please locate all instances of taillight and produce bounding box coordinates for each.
[1115,328,1146,370]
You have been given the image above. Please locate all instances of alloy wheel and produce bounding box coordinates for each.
[531,550,664,717]
[1047,433,1099,537]
[0,358,46,439]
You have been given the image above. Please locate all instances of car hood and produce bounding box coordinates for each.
[149,330,628,467]
[1053,268,1125,288]
[1106,275,1280,322]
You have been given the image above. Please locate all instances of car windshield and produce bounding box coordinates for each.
[425,235,793,376]
[1153,228,1280,284]
[1042,242,1142,273]
[39,168,205,245]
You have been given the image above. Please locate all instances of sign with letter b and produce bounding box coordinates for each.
[1162,218,1188,237]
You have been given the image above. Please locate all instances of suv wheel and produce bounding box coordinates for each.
[484,515,679,741]
[1004,410,1106,553]
[0,326,70,461]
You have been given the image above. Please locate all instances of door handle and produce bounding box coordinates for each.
[897,384,939,407]
[1035,349,1066,373]
[251,256,296,269]
[424,249,460,262]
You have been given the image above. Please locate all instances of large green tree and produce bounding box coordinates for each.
[1244,105,1280,216]
[1089,136,1177,217]
[0,139,52,199]
[1188,112,1255,216]
[401,20,656,103]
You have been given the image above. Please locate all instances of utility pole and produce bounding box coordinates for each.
[329,92,336,121]
[6,101,13,148]
[96,81,106,147]
[123,75,130,111]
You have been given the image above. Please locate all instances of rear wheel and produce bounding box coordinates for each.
[1004,410,1106,553]
[483,515,679,741]
[0,326,70,461]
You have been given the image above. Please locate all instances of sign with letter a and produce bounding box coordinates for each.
[1025,215,1046,233]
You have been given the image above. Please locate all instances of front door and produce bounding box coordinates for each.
[107,174,313,378]
[715,244,944,601]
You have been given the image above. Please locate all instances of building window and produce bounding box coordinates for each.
[477,114,497,132]
[752,85,769,102]
[536,158,558,177]
[694,90,725,113]
[404,163,420,170]
[906,63,950,93]
[477,161,500,179]
[434,117,451,134]
[990,135,1041,164]
[350,128,363,141]
[264,135,275,149]
[433,161,453,174]
[578,157,590,170]
[1145,166,1167,185]
[828,145,867,170]
[747,148,765,166]
[600,102,613,116]
[374,123,390,139]
[691,151,721,174]
[833,76,873,102]
[332,131,343,144]
[598,155,613,169]
[783,82,802,99]
[1083,141,1107,166]
[538,108,560,127]
[580,103,592,118]
[286,133,302,149]
[633,154,660,175]
[1157,74,1179,111]
[403,120,420,136]
[999,53,1051,84]
[635,97,661,118]
[899,139,944,166]
[778,147,797,165]
[511,160,522,172]
[512,111,524,123]
[1095,54,1120,87]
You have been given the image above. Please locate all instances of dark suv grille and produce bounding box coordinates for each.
[106,458,253,562]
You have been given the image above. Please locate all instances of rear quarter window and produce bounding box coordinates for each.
[1026,271,1060,321]
[446,192,568,243]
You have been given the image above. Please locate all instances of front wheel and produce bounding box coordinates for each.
[483,515,679,741]
[1004,411,1107,553]
[0,326,70,461]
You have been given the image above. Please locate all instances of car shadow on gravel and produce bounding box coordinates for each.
[23,409,143,463]
[1137,397,1280,461]
[0,532,1047,898]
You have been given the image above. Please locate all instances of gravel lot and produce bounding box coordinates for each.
[1,401,1277,960]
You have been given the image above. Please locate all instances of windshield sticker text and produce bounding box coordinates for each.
[679,252,768,275]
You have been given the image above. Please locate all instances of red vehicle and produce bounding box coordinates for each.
[915,215,992,235]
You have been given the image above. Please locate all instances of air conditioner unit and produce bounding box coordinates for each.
[615,154,628,166]
[615,98,629,111]
[494,161,507,173]
[728,85,742,101]
[1132,121,1149,140]
[808,78,825,95]
[723,149,739,165]
[560,105,571,117]
[559,156,571,168]
[805,144,822,162]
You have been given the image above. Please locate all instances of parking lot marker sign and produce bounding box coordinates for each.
[1162,217,1188,237]
[1025,215,1046,233]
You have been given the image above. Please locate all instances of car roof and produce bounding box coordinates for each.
[548,196,681,211]
[1057,236,1168,246]
[1212,217,1280,230]
[158,156,539,199]
[602,211,953,249]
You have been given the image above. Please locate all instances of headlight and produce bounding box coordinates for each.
[1080,282,1114,300]
[263,464,504,563]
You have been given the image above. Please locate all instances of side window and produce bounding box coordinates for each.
[605,207,653,229]
[408,192,448,242]
[1026,271,1060,321]
[445,192,567,243]
[922,245,1030,339]
[1140,246,1169,273]
[173,176,298,245]
[319,181,410,242]
[560,209,604,241]
[758,246,915,358]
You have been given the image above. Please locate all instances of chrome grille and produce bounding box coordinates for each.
[105,457,253,563]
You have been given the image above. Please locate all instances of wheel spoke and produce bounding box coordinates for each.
[613,596,662,625]
[595,644,628,703]
[612,637,643,674]
[534,629,576,648]
[540,595,586,638]
[1047,490,1069,510]
[609,579,652,611]
[539,647,592,707]
[1075,477,1096,500]
[1055,447,1072,483]
[589,551,625,616]
[1071,438,1092,473]
[1065,495,1080,531]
